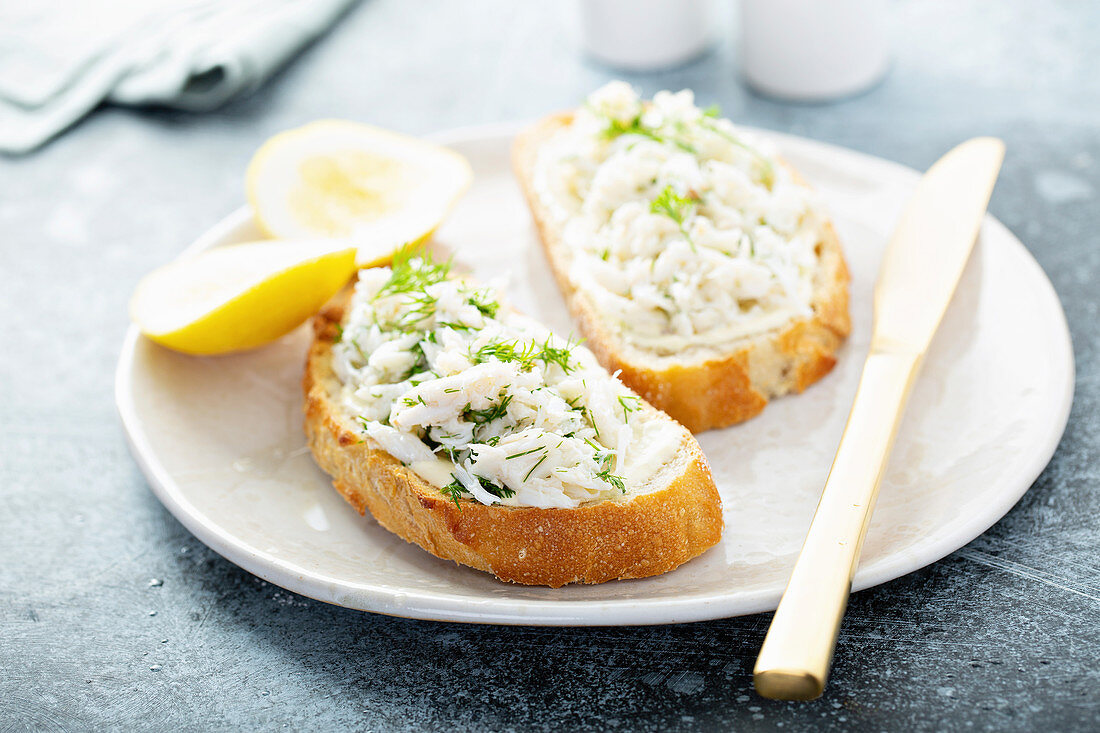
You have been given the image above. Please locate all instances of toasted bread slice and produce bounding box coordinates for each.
[304,287,723,587]
[513,110,851,432]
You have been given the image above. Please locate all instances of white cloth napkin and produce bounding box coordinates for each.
[0,0,357,154]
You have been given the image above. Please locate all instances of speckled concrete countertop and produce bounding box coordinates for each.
[2,1,1097,730]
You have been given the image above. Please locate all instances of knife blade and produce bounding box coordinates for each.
[753,138,1005,701]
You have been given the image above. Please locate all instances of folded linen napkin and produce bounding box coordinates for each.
[0,0,357,154]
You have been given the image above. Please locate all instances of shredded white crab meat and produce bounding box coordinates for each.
[532,81,825,355]
[331,260,679,509]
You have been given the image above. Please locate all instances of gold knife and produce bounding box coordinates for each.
[753,138,1006,701]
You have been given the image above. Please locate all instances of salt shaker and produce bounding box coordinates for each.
[577,0,714,71]
[739,0,890,101]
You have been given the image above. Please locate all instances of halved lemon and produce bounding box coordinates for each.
[246,120,472,264]
[130,241,357,355]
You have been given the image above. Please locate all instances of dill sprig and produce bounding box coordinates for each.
[441,479,465,507]
[372,247,451,301]
[440,473,516,508]
[538,337,577,373]
[397,340,427,382]
[523,454,548,482]
[475,474,516,499]
[506,446,544,460]
[650,184,698,251]
[572,402,600,439]
[370,248,503,338]
[617,394,641,423]
[472,336,577,374]
[463,393,513,425]
[387,290,438,331]
[590,436,624,492]
[474,339,537,367]
[600,113,697,153]
[437,321,474,332]
[595,467,626,493]
[467,288,499,319]
[601,115,662,144]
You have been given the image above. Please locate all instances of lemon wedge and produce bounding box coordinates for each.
[130,241,357,355]
[246,120,472,264]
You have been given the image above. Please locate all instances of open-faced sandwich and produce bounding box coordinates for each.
[304,250,723,586]
[513,82,851,431]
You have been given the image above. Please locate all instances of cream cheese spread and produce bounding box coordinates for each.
[331,253,680,509]
[532,81,826,355]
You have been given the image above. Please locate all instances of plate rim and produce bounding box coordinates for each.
[116,123,1075,626]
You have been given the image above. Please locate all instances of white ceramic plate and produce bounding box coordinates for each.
[117,124,1074,626]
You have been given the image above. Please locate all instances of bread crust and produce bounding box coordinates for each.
[303,292,724,587]
[512,112,851,432]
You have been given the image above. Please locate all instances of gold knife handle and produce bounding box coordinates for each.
[754,347,922,700]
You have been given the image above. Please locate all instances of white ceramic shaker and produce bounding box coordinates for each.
[739,0,890,101]
[577,0,715,71]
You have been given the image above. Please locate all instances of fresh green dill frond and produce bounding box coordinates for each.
[397,341,428,382]
[373,246,452,301]
[463,393,513,425]
[441,479,465,507]
[595,467,626,493]
[472,336,577,374]
[475,474,516,499]
[651,184,695,225]
[388,290,438,331]
[617,395,641,422]
[523,454,547,482]
[600,115,662,144]
[575,404,600,438]
[650,184,699,251]
[537,336,576,373]
[506,446,544,460]
[441,473,515,508]
[473,339,538,367]
[437,321,474,331]
[467,288,500,319]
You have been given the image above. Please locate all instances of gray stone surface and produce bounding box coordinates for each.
[2,1,1097,730]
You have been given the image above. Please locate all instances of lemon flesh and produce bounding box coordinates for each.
[246,120,472,264]
[130,241,357,355]
[290,152,412,235]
